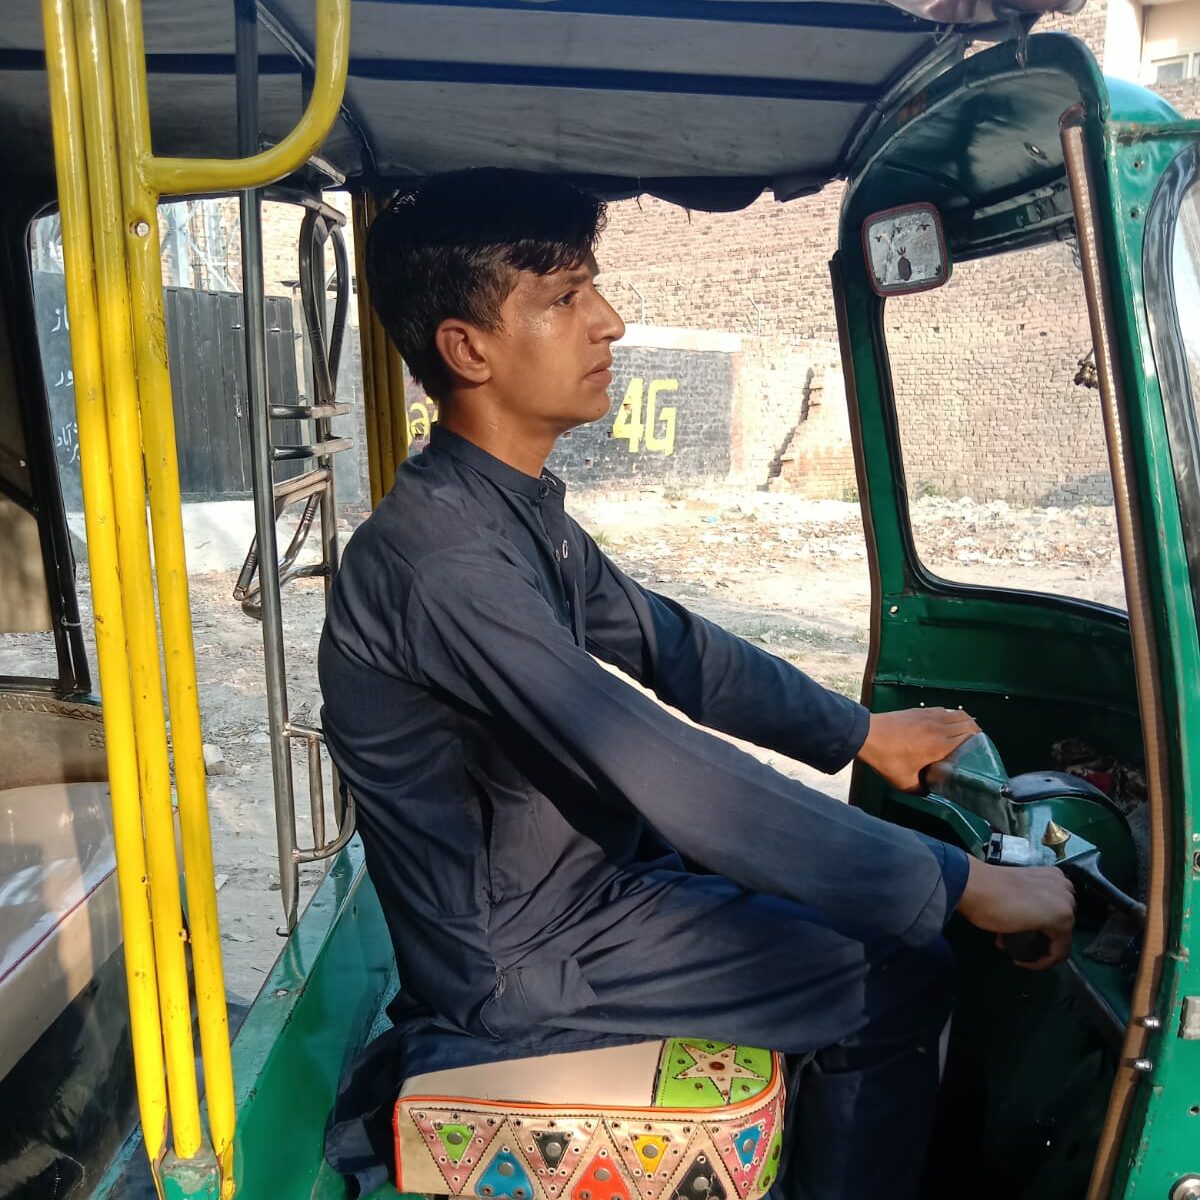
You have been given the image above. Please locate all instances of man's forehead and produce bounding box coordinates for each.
[529,253,600,289]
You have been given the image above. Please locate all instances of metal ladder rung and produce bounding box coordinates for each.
[271,436,353,462]
[272,466,331,507]
[269,402,350,420]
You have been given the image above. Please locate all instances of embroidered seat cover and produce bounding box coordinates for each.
[394,1039,785,1200]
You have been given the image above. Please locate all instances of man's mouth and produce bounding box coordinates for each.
[587,360,613,380]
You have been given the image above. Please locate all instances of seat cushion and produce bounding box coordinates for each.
[394,1038,785,1200]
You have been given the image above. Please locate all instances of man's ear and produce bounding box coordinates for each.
[434,319,492,387]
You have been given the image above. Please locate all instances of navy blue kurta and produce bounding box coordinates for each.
[319,426,969,1193]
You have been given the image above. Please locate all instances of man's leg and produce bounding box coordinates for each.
[510,872,955,1200]
[777,937,954,1199]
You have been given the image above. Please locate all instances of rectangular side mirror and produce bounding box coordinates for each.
[862,202,951,296]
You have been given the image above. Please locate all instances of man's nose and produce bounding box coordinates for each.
[593,292,626,343]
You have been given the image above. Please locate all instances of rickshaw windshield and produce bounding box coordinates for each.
[884,237,1127,611]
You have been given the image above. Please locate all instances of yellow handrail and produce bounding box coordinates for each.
[144,0,350,198]
[40,0,170,1164]
[40,0,350,1193]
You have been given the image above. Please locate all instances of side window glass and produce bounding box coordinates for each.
[885,239,1126,611]
[1169,180,1200,399]
[1,242,58,682]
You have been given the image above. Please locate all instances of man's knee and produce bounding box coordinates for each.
[831,935,956,1061]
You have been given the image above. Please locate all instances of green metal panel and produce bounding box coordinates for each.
[229,840,396,1197]
[837,29,1200,1198]
[1091,120,1200,1199]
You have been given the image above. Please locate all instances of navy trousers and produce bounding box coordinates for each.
[328,873,955,1200]
[474,876,956,1200]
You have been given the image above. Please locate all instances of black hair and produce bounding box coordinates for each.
[366,167,608,399]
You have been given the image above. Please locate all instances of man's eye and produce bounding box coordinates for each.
[555,291,578,307]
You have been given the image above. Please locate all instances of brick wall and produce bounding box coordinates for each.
[595,7,1154,504]
[886,239,1112,505]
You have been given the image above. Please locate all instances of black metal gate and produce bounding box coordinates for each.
[37,272,302,505]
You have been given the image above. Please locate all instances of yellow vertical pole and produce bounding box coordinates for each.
[384,330,410,466]
[40,0,169,1164]
[73,0,202,1155]
[360,193,399,491]
[107,0,236,1179]
[351,192,384,508]
[43,0,349,1189]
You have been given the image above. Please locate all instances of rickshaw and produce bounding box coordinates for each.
[1,1,1198,1198]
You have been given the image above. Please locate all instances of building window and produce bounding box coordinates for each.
[1152,53,1200,84]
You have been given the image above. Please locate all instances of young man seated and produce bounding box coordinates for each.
[318,168,1075,1200]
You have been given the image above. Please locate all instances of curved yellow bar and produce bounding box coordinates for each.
[144,0,350,198]
[39,0,169,1165]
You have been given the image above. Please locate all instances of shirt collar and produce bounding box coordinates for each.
[430,425,565,501]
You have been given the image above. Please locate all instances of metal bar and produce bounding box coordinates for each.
[270,435,353,460]
[39,0,168,1163]
[1060,108,1173,1200]
[235,0,300,936]
[306,733,325,848]
[299,209,346,603]
[269,402,349,419]
[256,0,378,178]
[76,0,202,1157]
[108,0,237,1180]
[142,0,349,198]
[108,2,237,1177]
[295,789,357,862]
[351,191,383,508]
[273,465,331,503]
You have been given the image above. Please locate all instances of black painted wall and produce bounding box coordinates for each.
[405,344,734,489]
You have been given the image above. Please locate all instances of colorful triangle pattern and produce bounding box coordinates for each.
[606,1118,700,1200]
[513,1116,600,1199]
[477,1144,537,1200]
[409,1106,504,1192]
[705,1102,776,1200]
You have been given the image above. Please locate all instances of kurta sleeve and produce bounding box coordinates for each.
[401,545,967,947]
[574,520,869,774]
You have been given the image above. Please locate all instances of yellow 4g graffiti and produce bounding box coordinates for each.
[613,378,678,456]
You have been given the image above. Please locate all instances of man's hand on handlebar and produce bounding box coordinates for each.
[857,707,980,792]
[957,857,1077,970]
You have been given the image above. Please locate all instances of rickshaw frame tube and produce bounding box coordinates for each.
[108,0,239,1177]
[75,0,203,1157]
[38,0,169,1164]
[235,0,301,936]
[1060,107,1172,1200]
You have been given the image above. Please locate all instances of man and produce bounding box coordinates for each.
[319,168,1075,1199]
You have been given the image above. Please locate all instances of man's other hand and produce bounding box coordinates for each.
[956,858,1076,970]
[857,707,980,792]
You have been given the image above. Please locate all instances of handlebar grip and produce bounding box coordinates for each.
[1002,931,1050,963]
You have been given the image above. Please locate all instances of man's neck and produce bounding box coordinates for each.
[438,403,559,479]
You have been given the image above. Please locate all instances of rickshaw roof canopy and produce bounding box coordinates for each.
[3,0,1077,209]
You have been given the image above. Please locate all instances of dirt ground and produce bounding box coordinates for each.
[4,487,1127,1001]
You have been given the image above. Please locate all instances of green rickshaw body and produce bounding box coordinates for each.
[1,9,1197,1198]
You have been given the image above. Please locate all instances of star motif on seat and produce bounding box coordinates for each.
[674,1043,766,1103]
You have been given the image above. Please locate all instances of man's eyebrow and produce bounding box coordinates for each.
[543,266,593,290]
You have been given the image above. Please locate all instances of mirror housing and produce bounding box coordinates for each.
[862,202,950,296]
